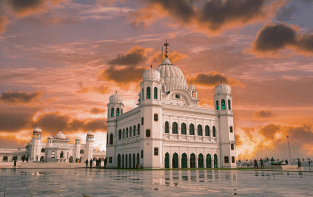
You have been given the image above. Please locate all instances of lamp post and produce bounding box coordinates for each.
[287,136,291,164]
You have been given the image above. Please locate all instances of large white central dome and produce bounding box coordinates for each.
[155,58,187,90]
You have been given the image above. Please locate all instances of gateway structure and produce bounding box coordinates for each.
[106,42,236,169]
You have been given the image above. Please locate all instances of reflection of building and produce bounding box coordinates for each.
[106,41,236,169]
[0,127,106,162]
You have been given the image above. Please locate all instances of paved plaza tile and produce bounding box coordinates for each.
[0,168,312,196]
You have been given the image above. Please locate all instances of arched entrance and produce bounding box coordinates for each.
[181,153,187,168]
[214,154,218,168]
[133,154,135,168]
[117,154,121,168]
[206,154,212,168]
[198,154,203,168]
[122,155,124,168]
[125,154,128,168]
[129,154,131,169]
[165,153,169,168]
[172,153,178,168]
[190,153,195,168]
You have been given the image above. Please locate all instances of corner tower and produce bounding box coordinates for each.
[86,131,94,160]
[31,127,42,161]
[214,83,236,168]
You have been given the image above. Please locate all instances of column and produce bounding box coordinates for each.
[187,158,190,168]
[169,154,172,169]
[178,155,181,168]
[195,156,198,168]
[204,155,207,168]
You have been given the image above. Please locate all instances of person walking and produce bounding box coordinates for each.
[90,159,93,168]
[86,159,88,168]
[297,159,301,170]
[254,159,258,169]
[260,159,264,169]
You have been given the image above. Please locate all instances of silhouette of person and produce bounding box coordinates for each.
[297,159,301,170]
[86,159,88,168]
[260,159,264,169]
[90,159,93,168]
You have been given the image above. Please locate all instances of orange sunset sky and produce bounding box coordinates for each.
[0,0,313,161]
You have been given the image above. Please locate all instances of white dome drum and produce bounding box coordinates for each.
[143,67,160,81]
[55,131,66,140]
[87,130,94,137]
[215,83,231,94]
[109,92,123,103]
[33,127,42,133]
[155,58,187,90]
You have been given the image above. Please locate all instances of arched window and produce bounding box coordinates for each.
[142,88,144,100]
[189,124,194,135]
[3,156,8,161]
[198,153,204,168]
[116,108,120,116]
[172,122,178,134]
[111,108,114,117]
[181,123,186,134]
[123,129,125,138]
[137,153,140,165]
[110,134,113,145]
[230,126,233,133]
[205,125,210,136]
[154,87,157,99]
[12,156,18,161]
[133,125,136,136]
[80,149,84,154]
[213,126,216,137]
[231,143,234,150]
[126,128,128,138]
[41,148,45,153]
[117,154,121,168]
[60,151,64,158]
[137,124,140,135]
[129,127,132,137]
[165,153,169,168]
[228,99,231,110]
[190,153,195,168]
[221,99,226,110]
[216,100,219,110]
[165,121,169,133]
[214,154,218,168]
[119,130,121,139]
[197,125,202,136]
[147,87,150,99]
[192,91,195,98]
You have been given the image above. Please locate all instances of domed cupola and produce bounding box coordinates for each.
[55,131,66,140]
[143,66,160,81]
[48,135,54,139]
[109,92,123,103]
[188,82,197,99]
[33,127,42,133]
[215,82,231,95]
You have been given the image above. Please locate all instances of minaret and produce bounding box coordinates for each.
[74,137,81,161]
[214,82,236,168]
[86,131,94,160]
[31,127,42,161]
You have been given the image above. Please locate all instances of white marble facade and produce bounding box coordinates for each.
[106,55,236,169]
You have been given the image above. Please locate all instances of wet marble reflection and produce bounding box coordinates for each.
[0,169,312,196]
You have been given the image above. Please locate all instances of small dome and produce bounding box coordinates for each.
[33,127,42,133]
[143,66,160,81]
[155,58,187,90]
[87,130,94,137]
[188,83,196,90]
[55,131,66,140]
[109,92,123,103]
[75,137,81,141]
[48,135,53,139]
[215,82,231,94]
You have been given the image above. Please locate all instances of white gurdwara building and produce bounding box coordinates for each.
[106,48,236,169]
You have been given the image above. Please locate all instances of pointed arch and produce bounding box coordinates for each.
[154,87,158,99]
[221,99,226,110]
[181,123,186,134]
[165,121,169,133]
[205,125,210,136]
[197,125,202,136]
[189,124,194,135]
[147,87,150,99]
[172,122,178,134]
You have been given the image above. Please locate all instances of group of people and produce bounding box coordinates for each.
[85,158,106,168]
[253,159,265,169]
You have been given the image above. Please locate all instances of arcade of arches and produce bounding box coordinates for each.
[164,152,218,169]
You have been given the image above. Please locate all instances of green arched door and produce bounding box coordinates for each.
[165,153,169,168]
[198,154,203,168]
[173,153,178,168]
[190,153,195,168]
[206,154,212,168]
[214,154,218,168]
[181,153,187,168]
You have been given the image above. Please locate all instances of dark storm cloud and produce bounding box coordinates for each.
[259,124,281,139]
[108,46,151,67]
[254,110,274,118]
[90,108,105,114]
[99,65,146,84]
[189,71,243,87]
[0,91,42,104]
[251,23,313,56]
[0,112,33,132]
[129,0,283,33]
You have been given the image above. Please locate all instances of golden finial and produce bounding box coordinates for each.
[164,39,169,58]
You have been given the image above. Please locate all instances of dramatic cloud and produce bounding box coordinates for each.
[259,124,281,139]
[254,110,274,118]
[6,0,66,17]
[90,108,106,114]
[149,51,188,64]
[0,91,42,104]
[108,46,152,67]
[129,0,285,34]
[0,16,9,34]
[251,23,313,56]
[188,71,244,87]
[0,112,33,132]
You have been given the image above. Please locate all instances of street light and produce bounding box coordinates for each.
[287,136,291,164]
